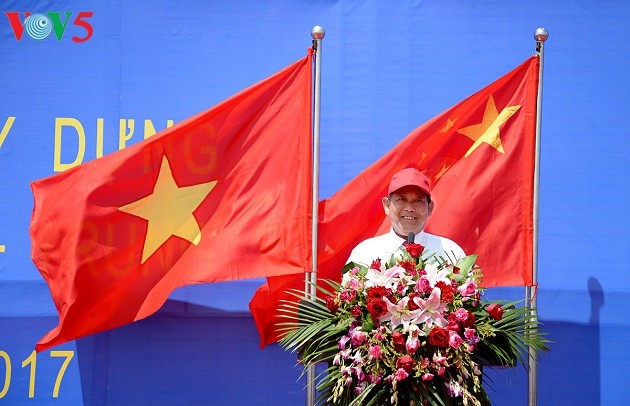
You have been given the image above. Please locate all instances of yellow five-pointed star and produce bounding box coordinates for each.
[457,95,521,158]
[434,163,451,181]
[439,117,458,133]
[119,156,217,264]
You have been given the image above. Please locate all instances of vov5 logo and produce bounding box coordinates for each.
[5,12,93,42]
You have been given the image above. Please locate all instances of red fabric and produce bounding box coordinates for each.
[250,56,539,347]
[30,54,313,352]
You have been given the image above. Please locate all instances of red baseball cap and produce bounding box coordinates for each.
[387,168,431,196]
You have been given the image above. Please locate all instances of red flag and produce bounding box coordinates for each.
[250,56,539,347]
[30,54,313,352]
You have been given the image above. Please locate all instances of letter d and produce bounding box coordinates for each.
[54,118,86,172]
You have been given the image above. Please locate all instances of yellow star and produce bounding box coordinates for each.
[434,164,451,181]
[119,156,217,263]
[417,152,427,165]
[439,117,458,133]
[457,95,521,158]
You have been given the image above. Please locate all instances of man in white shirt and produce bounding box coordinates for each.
[347,167,465,266]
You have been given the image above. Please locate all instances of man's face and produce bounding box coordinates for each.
[382,185,433,238]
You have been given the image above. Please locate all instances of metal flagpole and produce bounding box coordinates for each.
[306,25,325,406]
[527,26,548,406]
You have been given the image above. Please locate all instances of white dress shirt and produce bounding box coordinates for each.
[346,228,465,266]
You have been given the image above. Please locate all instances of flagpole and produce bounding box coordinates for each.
[306,25,325,406]
[527,26,548,406]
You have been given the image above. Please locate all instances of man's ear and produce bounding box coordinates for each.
[428,200,434,216]
[382,196,390,215]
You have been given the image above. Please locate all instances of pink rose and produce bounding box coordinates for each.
[453,308,475,328]
[416,277,432,294]
[395,368,409,381]
[406,337,420,354]
[464,328,477,340]
[449,331,463,349]
[458,281,477,297]
[339,290,356,303]
[368,345,382,360]
[422,373,434,381]
[350,327,367,346]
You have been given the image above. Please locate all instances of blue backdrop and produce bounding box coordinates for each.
[1,0,628,404]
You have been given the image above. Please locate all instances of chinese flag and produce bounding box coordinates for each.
[30,54,313,352]
[250,56,539,347]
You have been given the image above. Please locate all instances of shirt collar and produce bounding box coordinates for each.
[388,228,426,243]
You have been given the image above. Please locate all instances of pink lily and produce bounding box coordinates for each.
[379,296,423,331]
[413,287,448,328]
[365,265,406,290]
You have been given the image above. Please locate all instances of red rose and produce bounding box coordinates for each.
[396,355,414,373]
[405,243,424,258]
[407,293,419,311]
[367,298,388,320]
[460,310,476,328]
[391,331,406,351]
[325,295,339,314]
[367,286,388,300]
[487,304,504,320]
[446,320,461,333]
[428,327,450,348]
[370,258,382,270]
[447,313,458,323]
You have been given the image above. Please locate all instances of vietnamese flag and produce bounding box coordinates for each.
[250,55,539,347]
[30,53,313,352]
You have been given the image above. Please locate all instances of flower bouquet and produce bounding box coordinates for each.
[277,244,549,405]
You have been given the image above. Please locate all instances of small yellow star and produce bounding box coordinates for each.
[457,96,521,158]
[119,156,217,263]
[417,152,427,165]
[439,117,458,133]
[433,164,451,181]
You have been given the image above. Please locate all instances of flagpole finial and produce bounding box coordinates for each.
[312,26,325,39]
[534,27,548,42]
